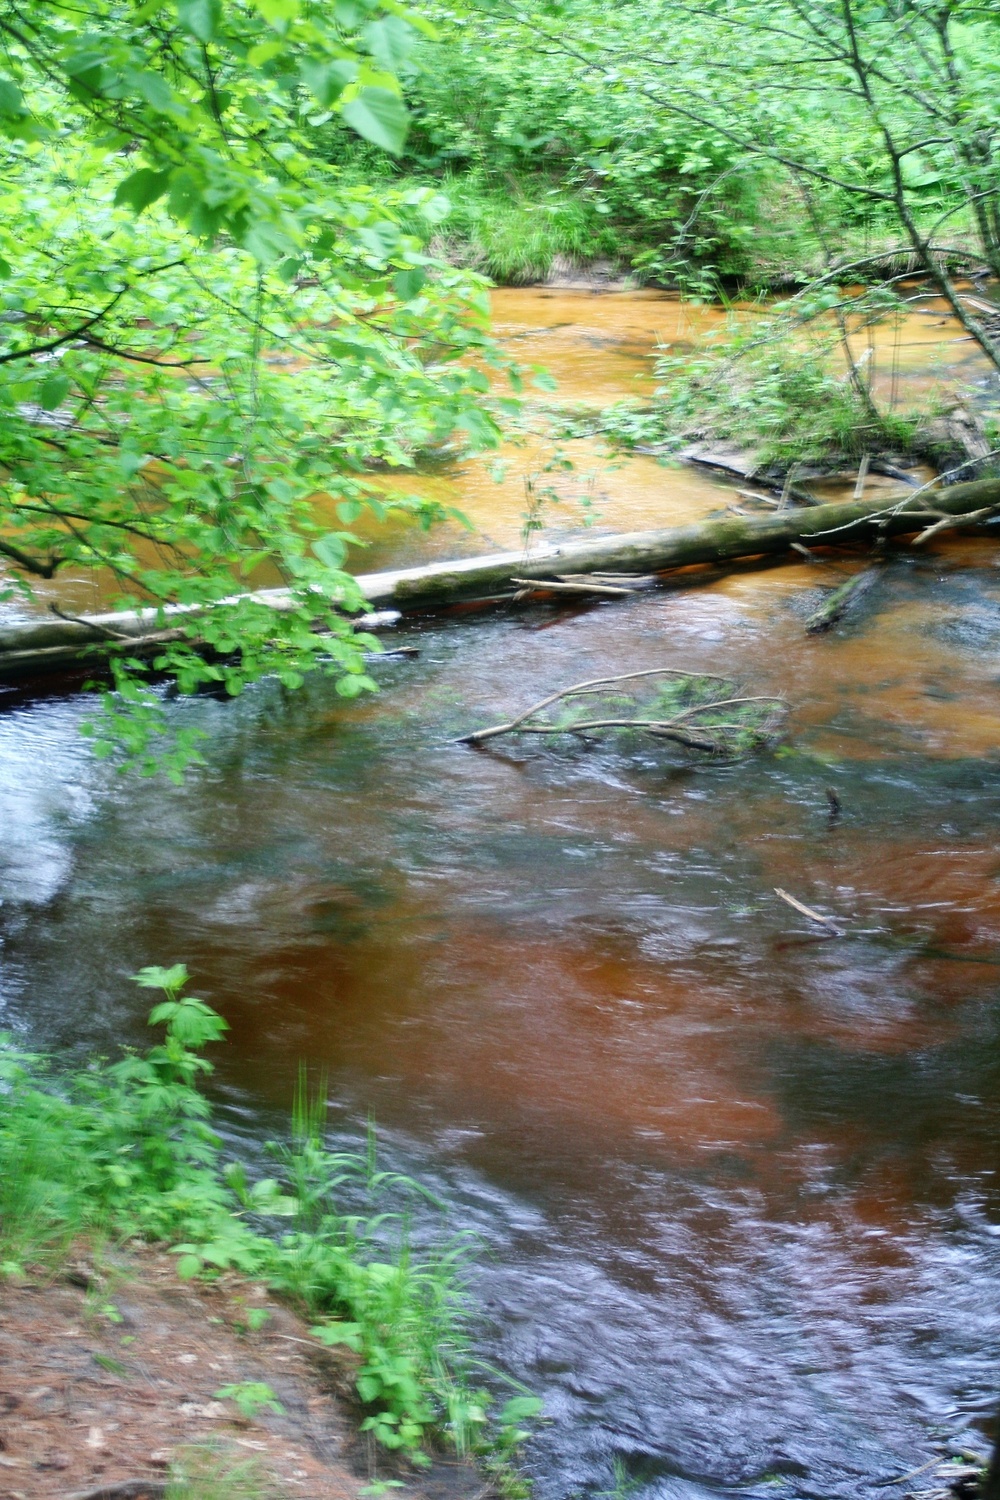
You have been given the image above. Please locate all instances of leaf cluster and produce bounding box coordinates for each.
[0,0,518,769]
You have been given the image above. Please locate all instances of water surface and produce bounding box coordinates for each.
[2,289,1000,1499]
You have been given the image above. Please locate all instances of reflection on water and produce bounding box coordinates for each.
[2,291,1000,1499]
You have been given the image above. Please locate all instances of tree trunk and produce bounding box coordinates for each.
[1,476,998,681]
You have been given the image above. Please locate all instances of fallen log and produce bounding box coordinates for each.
[1,476,999,682]
[805,565,883,633]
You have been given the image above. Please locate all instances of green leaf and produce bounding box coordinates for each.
[135,964,189,992]
[38,373,70,410]
[363,17,414,73]
[299,58,357,108]
[64,51,110,79]
[333,0,366,25]
[341,88,408,155]
[114,167,172,213]
[392,267,426,301]
[255,0,299,24]
[0,255,10,279]
[129,70,175,111]
[177,0,222,41]
[499,1395,544,1425]
[455,407,498,447]
[312,533,346,569]
[242,218,293,264]
[311,1320,363,1350]
[531,368,558,392]
[357,220,399,258]
[0,79,25,118]
[247,38,284,65]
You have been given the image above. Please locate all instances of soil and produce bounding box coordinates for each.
[0,1246,488,1500]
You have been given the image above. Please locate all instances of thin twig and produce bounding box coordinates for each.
[510,576,637,598]
[883,1455,943,1486]
[910,503,1000,545]
[49,604,134,642]
[774,887,844,934]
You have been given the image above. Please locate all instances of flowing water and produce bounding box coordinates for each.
[3,288,1000,1499]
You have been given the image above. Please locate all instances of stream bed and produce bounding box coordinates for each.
[2,289,1000,1499]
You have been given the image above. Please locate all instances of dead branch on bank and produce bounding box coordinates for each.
[454,668,788,758]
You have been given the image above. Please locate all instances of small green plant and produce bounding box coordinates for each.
[476,1394,545,1499]
[518,448,602,559]
[214,1382,284,1421]
[228,1296,271,1337]
[596,1456,644,1500]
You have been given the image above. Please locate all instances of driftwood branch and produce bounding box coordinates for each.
[452,667,729,746]
[774,887,844,935]
[453,669,786,756]
[509,576,637,598]
[910,502,1000,545]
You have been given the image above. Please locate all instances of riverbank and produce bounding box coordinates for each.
[0,967,535,1499]
[0,1242,484,1500]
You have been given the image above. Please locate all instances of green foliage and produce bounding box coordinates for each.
[326,3,785,283]
[605,292,921,467]
[214,1381,284,1419]
[0,0,510,769]
[324,0,1000,311]
[426,174,622,285]
[0,967,535,1462]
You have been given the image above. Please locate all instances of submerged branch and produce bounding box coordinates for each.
[453,669,787,758]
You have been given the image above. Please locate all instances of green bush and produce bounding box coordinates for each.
[602,294,921,466]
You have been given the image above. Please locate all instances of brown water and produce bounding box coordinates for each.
[3,290,1000,1499]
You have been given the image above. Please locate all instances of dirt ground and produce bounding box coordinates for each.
[0,1245,488,1500]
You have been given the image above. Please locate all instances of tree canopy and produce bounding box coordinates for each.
[0,0,506,771]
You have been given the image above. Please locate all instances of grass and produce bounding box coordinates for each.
[0,964,540,1465]
[332,161,634,284]
[166,1445,277,1500]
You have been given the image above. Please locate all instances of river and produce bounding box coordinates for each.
[2,287,999,1499]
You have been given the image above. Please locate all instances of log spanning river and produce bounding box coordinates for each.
[2,288,1000,1498]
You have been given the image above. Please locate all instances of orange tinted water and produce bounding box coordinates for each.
[2,290,1000,1499]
